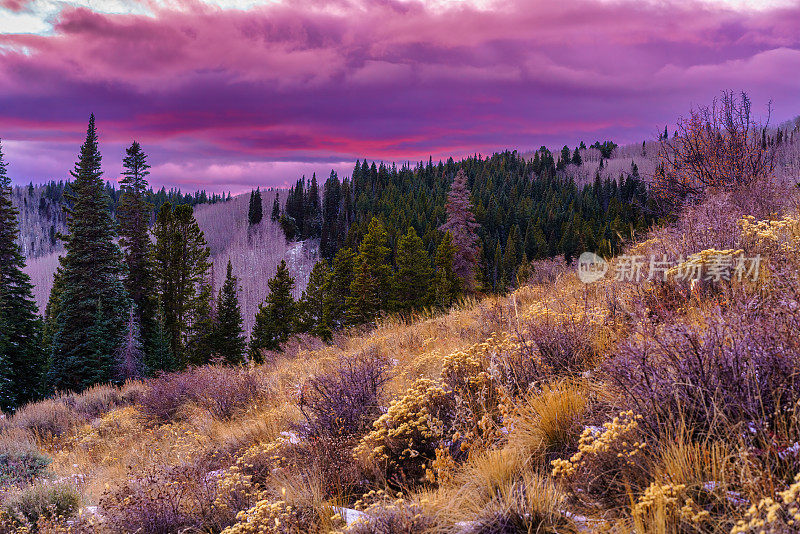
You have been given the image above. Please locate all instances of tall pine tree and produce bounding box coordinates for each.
[248,188,263,225]
[152,202,212,368]
[271,192,281,221]
[215,261,246,365]
[250,260,296,360]
[48,115,130,392]
[347,218,391,324]
[434,232,461,308]
[325,247,355,328]
[391,227,431,313]
[118,141,157,363]
[298,260,332,341]
[0,139,45,409]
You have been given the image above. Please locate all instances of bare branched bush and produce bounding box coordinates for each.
[100,457,226,534]
[604,305,800,440]
[654,91,776,211]
[138,366,268,422]
[297,351,391,441]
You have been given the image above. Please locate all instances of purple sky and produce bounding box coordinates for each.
[1,0,800,192]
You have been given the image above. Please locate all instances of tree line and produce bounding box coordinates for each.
[1,116,655,409]
[270,149,654,292]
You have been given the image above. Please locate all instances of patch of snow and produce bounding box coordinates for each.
[337,507,367,526]
[280,431,300,444]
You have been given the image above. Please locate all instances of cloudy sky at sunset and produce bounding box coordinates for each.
[1,0,799,191]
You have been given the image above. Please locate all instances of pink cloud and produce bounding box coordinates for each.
[0,0,799,190]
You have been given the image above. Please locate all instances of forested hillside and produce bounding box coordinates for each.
[2,94,800,534]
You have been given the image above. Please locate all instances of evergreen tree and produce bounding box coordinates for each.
[501,232,518,289]
[298,260,332,341]
[187,280,214,366]
[0,139,44,409]
[149,301,174,372]
[325,247,355,328]
[304,173,322,238]
[439,169,479,291]
[250,260,296,360]
[271,192,280,221]
[118,141,157,362]
[215,261,246,365]
[152,202,212,368]
[49,115,130,393]
[347,218,392,324]
[391,227,431,313]
[572,147,582,165]
[320,171,342,260]
[248,188,263,225]
[493,242,503,290]
[433,232,460,308]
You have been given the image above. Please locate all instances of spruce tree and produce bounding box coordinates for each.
[187,280,214,366]
[502,232,518,289]
[298,260,332,341]
[250,260,296,360]
[0,139,45,408]
[325,247,355,328]
[320,171,342,259]
[152,202,212,368]
[304,173,322,238]
[347,218,392,324]
[271,192,280,221]
[215,261,246,365]
[391,227,431,313]
[433,232,460,308]
[439,169,479,291]
[118,141,157,362]
[48,115,130,393]
[572,147,582,165]
[248,188,263,225]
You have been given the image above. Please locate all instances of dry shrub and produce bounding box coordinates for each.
[354,378,455,485]
[732,472,800,534]
[10,381,147,441]
[60,383,135,420]
[654,91,775,211]
[507,380,589,465]
[441,448,576,533]
[524,316,597,379]
[3,482,80,527]
[0,430,51,486]
[464,471,578,534]
[604,305,800,440]
[342,499,440,534]
[622,436,743,533]
[220,464,343,534]
[297,351,390,440]
[138,366,268,422]
[526,257,570,286]
[10,400,79,441]
[355,337,510,486]
[100,455,226,534]
[551,410,651,511]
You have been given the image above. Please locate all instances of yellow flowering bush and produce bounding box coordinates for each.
[632,482,712,530]
[354,378,454,484]
[731,473,800,533]
[551,411,650,508]
[339,496,438,534]
[221,498,336,534]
